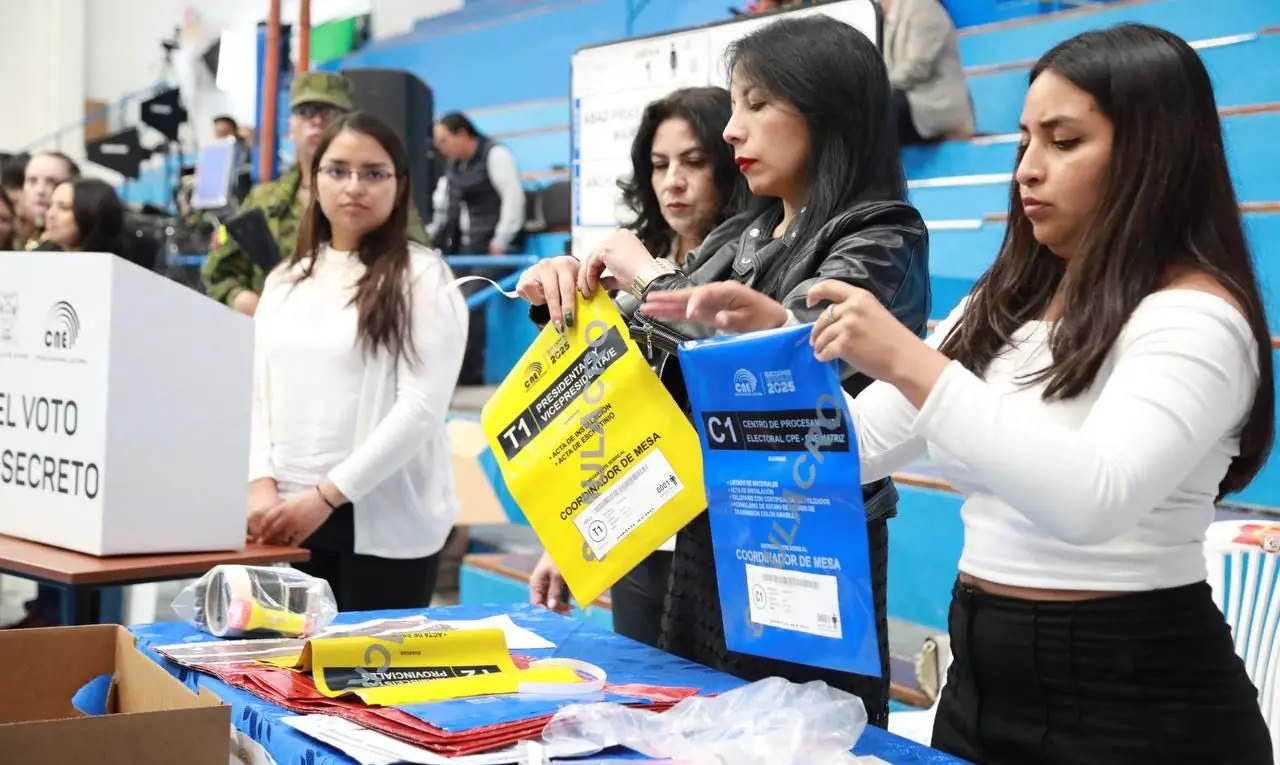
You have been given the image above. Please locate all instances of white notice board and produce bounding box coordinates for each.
[569,0,881,257]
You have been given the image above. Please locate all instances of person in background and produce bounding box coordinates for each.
[203,73,431,317]
[5,177,125,629]
[643,24,1273,765]
[429,112,526,385]
[1,154,27,245]
[19,151,79,250]
[523,17,929,728]
[39,179,126,253]
[213,114,253,201]
[881,0,975,144]
[0,190,16,250]
[520,86,748,648]
[247,111,468,612]
[617,88,748,270]
[213,114,240,140]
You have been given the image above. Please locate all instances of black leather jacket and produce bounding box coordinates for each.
[638,200,931,391]
[636,199,931,521]
[531,200,931,520]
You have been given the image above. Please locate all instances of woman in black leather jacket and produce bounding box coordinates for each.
[521,16,930,728]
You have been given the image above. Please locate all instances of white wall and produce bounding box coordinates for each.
[0,0,87,156]
[373,0,464,40]
[0,0,463,155]
[84,0,185,104]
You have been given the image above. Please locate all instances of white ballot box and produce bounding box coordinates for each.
[0,251,251,556]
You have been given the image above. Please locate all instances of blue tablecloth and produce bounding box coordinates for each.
[132,603,963,764]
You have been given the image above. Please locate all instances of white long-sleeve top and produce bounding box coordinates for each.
[849,289,1259,591]
[249,243,468,558]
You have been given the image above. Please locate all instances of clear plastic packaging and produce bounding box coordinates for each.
[542,677,868,765]
[172,564,337,639]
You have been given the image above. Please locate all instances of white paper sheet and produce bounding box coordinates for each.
[156,614,556,669]
[281,715,600,765]
[429,615,556,651]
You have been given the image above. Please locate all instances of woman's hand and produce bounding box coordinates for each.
[529,551,572,614]
[578,230,654,297]
[640,282,789,333]
[247,479,282,541]
[807,280,949,404]
[258,489,334,547]
[516,256,581,330]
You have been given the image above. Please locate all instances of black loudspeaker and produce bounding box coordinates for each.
[86,127,151,180]
[341,68,435,224]
[140,88,188,144]
[201,40,221,78]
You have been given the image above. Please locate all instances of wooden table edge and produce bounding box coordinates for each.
[0,535,310,586]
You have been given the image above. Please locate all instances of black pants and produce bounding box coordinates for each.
[659,512,892,729]
[454,264,497,386]
[610,550,673,648]
[294,504,441,613]
[933,580,1272,765]
[893,88,928,146]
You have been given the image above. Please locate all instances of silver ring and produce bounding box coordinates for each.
[826,305,838,324]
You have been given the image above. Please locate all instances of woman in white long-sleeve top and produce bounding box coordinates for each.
[640,24,1274,765]
[247,111,468,612]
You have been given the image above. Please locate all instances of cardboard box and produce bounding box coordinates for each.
[0,252,251,555]
[449,419,511,525]
[0,625,230,764]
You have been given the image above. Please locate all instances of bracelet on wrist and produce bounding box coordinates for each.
[315,486,339,510]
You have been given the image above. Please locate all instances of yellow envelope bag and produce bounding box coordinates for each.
[481,290,706,605]
[259,629,581,705]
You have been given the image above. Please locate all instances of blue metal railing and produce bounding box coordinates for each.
[165,252,540,312]
[20,83,168,154]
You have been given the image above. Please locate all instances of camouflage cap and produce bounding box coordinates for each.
[289,72,354,112]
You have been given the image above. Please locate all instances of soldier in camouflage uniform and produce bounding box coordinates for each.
[203,72,429,315]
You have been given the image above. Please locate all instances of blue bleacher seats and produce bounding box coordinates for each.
[957,0,1276,68]
[903,109,1280,208]
[969,33,1280,134]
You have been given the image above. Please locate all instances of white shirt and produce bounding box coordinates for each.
[250,243,469,558]
[427,144,526,251]
[849,290,1259,591]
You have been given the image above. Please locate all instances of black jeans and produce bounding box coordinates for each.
[893,88,928,146]
[610,550,673,648]
[933,580,1272,765]
[294,504,441,612]
[453,264,498,386]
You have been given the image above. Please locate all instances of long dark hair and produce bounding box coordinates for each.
[939,23,1274,498]
[726,16,907,244]
[67,179,125,254]
[293,111,418,363]
[619,87,747,256]
[0,191,15,250]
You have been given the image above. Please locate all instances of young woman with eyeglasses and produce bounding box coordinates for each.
[246,111,469,612]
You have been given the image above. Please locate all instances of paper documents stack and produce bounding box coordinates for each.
[154,614,699,757]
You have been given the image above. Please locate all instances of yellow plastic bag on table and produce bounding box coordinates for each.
[481,290,705,606]
[258,629,582,704]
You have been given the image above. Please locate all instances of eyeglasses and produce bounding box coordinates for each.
[293,103,347,122]
[318,165,396,184]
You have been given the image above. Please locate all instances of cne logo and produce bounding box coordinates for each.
[0,292,17,345]
[522,360,544,389]
[733,368,760,396]
[44,301,81,350]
